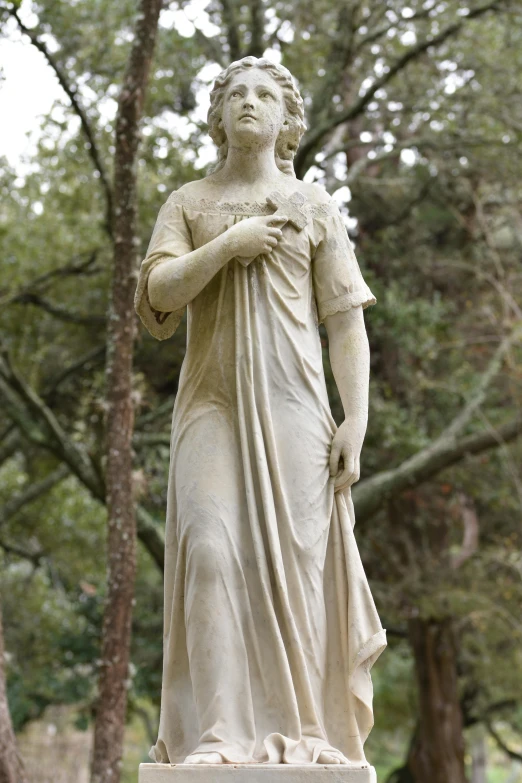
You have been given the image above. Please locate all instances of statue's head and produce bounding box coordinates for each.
[208,56,306,177]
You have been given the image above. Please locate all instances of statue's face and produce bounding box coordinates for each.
[221,69,286,151]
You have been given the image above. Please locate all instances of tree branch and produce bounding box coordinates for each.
[0,428,21,466]
[0,353,104,500]
[0,537,44,567]
[0,465,69,528]
[136,507,164,570]
[354,328,522,520]
[0,354,165,571]
[0,252,100,308]
[295,0,505,176]
[133,431,170,448]
[135,395,175,428]
[12,293,106,327]
[7,7,113,236]
[44,345,106,399]
[487,722,522,763]
[354,415,522,522]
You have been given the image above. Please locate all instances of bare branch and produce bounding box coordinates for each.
[0,537,44,566]
[0,353,104,500]
[0,354,165,570]
[444,328,519,438]
[487,722,522,763]
[295,0,505,175]
[12,293,106,326]
[7,7,113,235]
[0,428,21,466]
[45,345,106,398]
[354,325,522,519]
[0,252,100,308]
[0,465,69,529]
[133,431,170,448]
[136,507,164,570]
[354,415,522,522]
[136,395,175,428]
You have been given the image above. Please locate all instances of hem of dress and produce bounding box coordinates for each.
[149,734,365,766]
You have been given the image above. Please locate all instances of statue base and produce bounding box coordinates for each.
[139,764,377,782]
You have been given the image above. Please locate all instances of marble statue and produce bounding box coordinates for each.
[135,56,386,777]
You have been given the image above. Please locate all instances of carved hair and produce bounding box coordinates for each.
[207,56,306,177]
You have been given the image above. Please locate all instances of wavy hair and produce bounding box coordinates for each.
[207,57,306,177]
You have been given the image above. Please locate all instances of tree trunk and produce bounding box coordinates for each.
[90,1,163,782]
[0,603,28,783]
[407,617,468,783]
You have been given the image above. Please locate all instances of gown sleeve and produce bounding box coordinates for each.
[134,193,194,341]
[312,203,376,323]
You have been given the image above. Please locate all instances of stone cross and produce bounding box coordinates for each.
[238,190,310,267]
[266,190,309,231]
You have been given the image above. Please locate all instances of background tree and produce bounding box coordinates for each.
[0,0,521,781]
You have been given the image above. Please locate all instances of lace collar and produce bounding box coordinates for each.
[166,190,335,218]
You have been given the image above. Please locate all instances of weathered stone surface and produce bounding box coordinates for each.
[139,764,377,782]
[135,56,385,771]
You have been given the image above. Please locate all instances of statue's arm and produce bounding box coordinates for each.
[324,306,370,492]
[148,231,237,312]
[148,215,285,313]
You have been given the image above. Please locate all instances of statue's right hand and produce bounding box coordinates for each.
[225,215,287,262]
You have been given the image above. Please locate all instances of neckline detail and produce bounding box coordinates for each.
[166,190,335,218]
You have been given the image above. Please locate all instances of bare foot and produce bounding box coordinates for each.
[184,752,224,764]
[317,750,349,765]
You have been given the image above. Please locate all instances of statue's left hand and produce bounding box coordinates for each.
[329,419,364,492]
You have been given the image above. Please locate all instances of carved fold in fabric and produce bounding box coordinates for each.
[134,190,376,341]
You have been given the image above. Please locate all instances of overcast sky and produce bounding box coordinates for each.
[0,0,230,171]
[1,10,65,168]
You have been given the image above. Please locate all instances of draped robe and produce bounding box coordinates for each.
[134,190,386,765]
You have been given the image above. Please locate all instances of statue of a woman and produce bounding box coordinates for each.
[135,56,386,768]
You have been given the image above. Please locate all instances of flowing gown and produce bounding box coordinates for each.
[134,189,386,766]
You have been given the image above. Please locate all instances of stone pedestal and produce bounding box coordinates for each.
[139,764,377,782]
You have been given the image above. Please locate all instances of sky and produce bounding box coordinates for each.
[0,0,223,171]
[0,9,65,169]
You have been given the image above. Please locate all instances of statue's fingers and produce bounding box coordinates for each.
[334,453,355,490]
[329,439,342,477]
